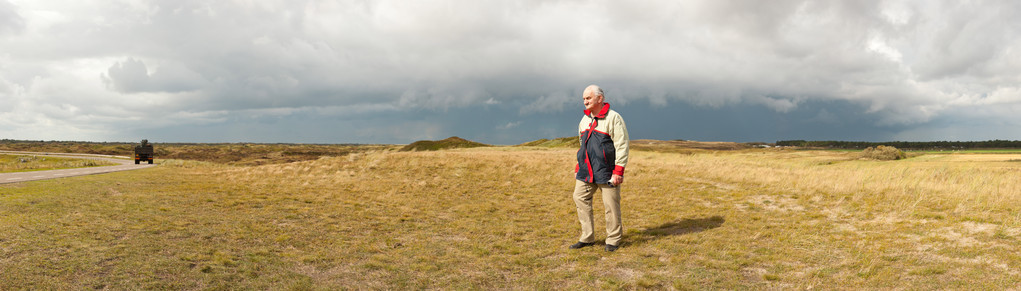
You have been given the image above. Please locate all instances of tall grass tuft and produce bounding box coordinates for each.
[859,145,907,160]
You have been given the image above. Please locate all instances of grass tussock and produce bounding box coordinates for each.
[399,136,489,151]
[3,146,1021,288]
[859,145,907,160]
[0,155,117,173]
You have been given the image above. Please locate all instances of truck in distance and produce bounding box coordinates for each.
[134,139,154,164]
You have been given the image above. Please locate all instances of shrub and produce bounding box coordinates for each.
[859,145,907,160]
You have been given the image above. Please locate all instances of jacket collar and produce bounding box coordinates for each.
[584,103,611,118]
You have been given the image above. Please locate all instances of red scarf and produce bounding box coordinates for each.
[584,103,610,134]
[583,102,610,119]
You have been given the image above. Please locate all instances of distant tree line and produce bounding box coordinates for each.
[775,140,1021,149]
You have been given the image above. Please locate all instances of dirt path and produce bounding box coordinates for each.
[0,151,154,184]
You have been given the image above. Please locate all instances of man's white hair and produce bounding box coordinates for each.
[584,85,604,98]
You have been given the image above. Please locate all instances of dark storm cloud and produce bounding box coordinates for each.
[1,0,1020,143]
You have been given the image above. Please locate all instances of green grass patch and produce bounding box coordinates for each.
[819,148,1021,154]
[517,136,578,148]
[0,141,398,166]
[910,149,1021,154]
[0,154,117,173]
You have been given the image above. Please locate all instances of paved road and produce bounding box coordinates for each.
[0,151,155,184]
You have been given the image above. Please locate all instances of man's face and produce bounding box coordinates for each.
[583,92,603,112]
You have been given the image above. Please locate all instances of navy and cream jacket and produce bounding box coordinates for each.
[575,103,630,184]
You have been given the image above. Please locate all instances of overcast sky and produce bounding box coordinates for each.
[2,1,1020,144]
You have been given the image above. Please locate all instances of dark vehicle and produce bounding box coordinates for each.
[134,139,154,164]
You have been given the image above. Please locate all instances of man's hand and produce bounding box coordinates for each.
[610,174,623,186]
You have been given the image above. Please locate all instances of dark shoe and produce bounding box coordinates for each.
[569,242,594,249]
[605,244,619,252]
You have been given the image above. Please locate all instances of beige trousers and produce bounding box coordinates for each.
[573,180,622,246]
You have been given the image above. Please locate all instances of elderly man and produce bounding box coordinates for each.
[570,85,630,252]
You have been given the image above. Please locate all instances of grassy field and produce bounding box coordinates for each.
[0,154,117,173]
[0,140,397,165]
[2,145,1021,288]
[914,149,1021,154]
[824,148,1021,154]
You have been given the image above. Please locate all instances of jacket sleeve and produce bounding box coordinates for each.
[610,113,629,176]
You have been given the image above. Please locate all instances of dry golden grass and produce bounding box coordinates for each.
[677,150,1021,216]
[2,146,1021,288]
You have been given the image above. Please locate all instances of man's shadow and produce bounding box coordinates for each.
[626,216,725,246]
